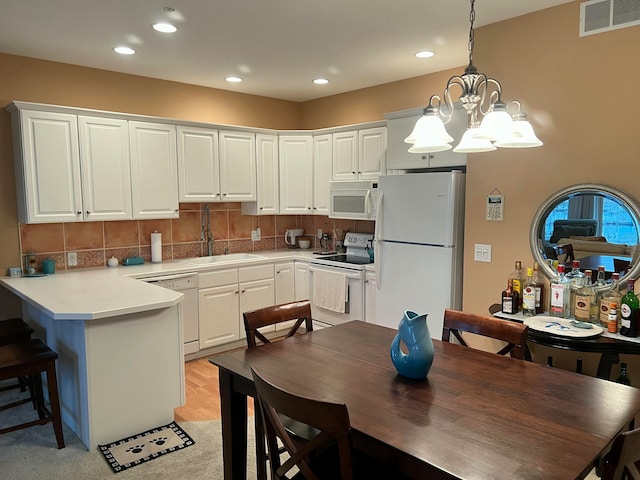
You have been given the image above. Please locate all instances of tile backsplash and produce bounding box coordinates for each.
[19,203,374,272]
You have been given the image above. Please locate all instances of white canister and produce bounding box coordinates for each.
[151,231,162,263]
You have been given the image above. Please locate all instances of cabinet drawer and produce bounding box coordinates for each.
[239,264,274,283]
[199,268,239,288]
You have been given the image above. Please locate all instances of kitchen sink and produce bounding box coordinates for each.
[177,253,267,265]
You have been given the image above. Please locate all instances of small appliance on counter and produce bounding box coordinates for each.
[284,229,305,248]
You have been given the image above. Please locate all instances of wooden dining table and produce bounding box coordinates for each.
[209,320,640,480]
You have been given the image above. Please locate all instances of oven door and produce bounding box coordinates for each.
[309,264,364,326]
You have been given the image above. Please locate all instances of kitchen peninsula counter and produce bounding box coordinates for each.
[0,250,319,449]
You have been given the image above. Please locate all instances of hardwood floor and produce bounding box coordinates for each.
[174,356,254,422]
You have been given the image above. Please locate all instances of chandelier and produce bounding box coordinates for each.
[405,0,542,153]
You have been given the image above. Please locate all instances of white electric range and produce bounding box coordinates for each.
[308,232,374,327]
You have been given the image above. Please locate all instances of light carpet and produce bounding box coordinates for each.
[0,389,257,480]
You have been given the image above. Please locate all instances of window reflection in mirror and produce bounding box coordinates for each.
[530,184,640,288]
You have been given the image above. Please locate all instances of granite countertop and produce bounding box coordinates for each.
[0,250,322,321]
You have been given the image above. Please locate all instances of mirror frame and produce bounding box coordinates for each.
[529,183,640,290]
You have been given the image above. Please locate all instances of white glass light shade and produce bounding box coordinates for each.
[453,128,497,153]
[404,114,453,145]
[408,141,453,153]
[475,107,513,141]
[494,120,543,148]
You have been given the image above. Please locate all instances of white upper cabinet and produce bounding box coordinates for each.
[332,127,386,181]
[241,133,279,215]
[219,130,256,202]
[279,134,313,214]
[12,110,83,223]
[385,107,467,170]
[358,127,387,180]
[313,134,332,215]
[129,121,179,219]
[177,126,220,202]
[78,116,132,221]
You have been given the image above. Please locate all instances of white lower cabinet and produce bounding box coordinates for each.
[365,270,377,324]
[198,265,274,349]
[295,261,310,301]
[274,261,296,332]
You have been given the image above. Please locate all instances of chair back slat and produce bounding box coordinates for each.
[442,309,528,360]
[243,300,313,348]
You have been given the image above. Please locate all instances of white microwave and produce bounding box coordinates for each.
[329,181,378,220]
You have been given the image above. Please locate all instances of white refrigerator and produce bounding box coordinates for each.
[374,171,465,339]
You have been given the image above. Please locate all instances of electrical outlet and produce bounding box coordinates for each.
[251,228,261,241]
[317,229,323,239]
[67,251,78,267]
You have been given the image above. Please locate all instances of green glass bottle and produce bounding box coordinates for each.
[620,279,640,337]
[616,362,631,386]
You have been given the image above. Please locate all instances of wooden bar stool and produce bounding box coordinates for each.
[0,339,65,448]
[0,317,35,397]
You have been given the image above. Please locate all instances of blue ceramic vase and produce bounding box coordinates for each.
[390,310,434,380]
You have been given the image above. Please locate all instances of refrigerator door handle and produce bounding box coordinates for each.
[374,191,384,289]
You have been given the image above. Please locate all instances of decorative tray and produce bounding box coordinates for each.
[523,316,603,338]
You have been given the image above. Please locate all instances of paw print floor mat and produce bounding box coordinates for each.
[98,422,195,473]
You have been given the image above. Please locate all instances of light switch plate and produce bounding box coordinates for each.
[474,244,492,262]
[67,251,78,267]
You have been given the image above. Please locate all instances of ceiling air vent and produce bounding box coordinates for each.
[580,0,640,36]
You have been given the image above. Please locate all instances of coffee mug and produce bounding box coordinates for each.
[41,258,55,275]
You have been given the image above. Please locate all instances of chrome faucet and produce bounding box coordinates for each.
[201,205,214,256]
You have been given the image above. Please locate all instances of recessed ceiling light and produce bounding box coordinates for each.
[113,46,136,55]
[226,76,243,83]
[415,50,435,58]
[152,22,177,33]
[313,78,329,85]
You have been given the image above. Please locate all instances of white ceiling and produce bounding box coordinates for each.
[0,0,574,102]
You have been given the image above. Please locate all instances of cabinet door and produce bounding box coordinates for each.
[17,110,82,223]
[313,134,332,215]
[275,262,296,305]
[239,278,275,339]
[279,135,313,214]
[177,126,221,202]
[332,131,358,181]
[365,270,377,324]
[255,134,279,214]
[129,121,179,219]
[359,127,386,180]
[199,283,240,349]
[219,130,256,201]
[78,116,132,221]
[294,261,310,301]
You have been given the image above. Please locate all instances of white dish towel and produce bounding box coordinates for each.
[312,269,348,313]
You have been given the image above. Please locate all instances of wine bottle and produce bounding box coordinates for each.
[549,264,570,318]
[620,278,639,337]
[616,362,631,386]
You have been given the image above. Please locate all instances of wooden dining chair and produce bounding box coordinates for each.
[602,426,640,480]
[442,309,529,360]
[243,300,313,348]
[243,300,314,479]
[251,366,356,480]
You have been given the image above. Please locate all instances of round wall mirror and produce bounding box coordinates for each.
[529,184,640,290]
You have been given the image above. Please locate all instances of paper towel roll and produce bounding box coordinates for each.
[151,232,162,263]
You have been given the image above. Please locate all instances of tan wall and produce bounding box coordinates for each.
[2,2,640,375]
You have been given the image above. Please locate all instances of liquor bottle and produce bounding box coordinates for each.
[501,279,520,314]
[508,261,525,308]
[522,268,537,317]
[574,269,596,322]
[607,303,618,333]
[566,260,585,317]
[616,362,631,386]
[549,264,570,318]
[532,261,545,315]
[620,278,640,337]
[599,273,622,329]
[595,266,606,288]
